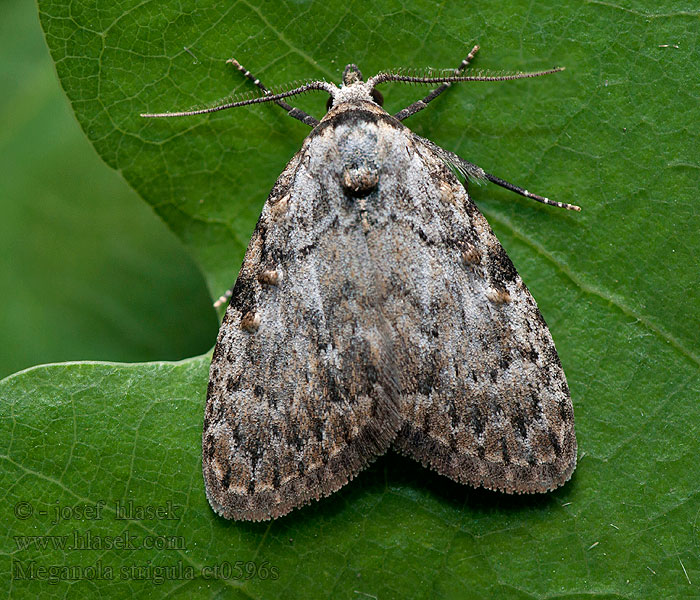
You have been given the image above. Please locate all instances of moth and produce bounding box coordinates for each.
[143,46,578,521]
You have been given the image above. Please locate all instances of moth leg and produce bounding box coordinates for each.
[418,136,582,211]
[393,45,480,121]
[227,58,320,128]
[447,152,582,211]
[479,170,581,211]
[213,287,233,309]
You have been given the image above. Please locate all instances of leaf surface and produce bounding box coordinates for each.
[2,1,698,597]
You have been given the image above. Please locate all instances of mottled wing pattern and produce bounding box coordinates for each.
[203,143,401,521]
[204,101,576,521]
[371,130,576,493]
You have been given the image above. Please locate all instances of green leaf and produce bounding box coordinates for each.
[2,0,698,597]
[0,0,218,379]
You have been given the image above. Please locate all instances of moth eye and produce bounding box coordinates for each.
[326,96,333,111]
[371,89,384,106]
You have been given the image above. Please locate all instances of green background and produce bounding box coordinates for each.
[0,0,218,379]
[2,0,699,598]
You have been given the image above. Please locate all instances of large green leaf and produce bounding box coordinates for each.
[2,0,698,597]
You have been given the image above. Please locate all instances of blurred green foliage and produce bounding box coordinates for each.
[0,0,217,379]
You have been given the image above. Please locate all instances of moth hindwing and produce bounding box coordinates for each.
[144,48,578,521]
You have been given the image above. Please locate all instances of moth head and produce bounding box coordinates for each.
[325,64,384,111]
[342,64,364,86]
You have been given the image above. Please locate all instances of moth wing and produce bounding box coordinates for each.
[369,133,576,493]
[203,149,401,521]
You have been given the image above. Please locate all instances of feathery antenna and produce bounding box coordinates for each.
[369,67,564,87]
[140,81,335,118]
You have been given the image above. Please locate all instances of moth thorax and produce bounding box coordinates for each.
[332,83,375,106]
[342,165,379,197]
[337,127,380,197]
